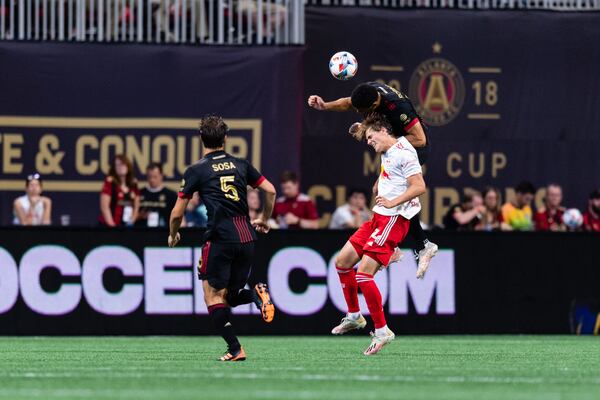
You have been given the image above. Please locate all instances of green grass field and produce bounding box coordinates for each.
[1,336,599,400]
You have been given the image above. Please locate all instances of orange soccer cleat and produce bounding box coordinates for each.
[254,283,275,323]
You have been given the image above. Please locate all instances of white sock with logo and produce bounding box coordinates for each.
[347,312,361,320]
[375,325,388,337]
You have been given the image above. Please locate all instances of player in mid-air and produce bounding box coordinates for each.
[168,115,276,362]
[308,81,437,279]
[332,114,426,355]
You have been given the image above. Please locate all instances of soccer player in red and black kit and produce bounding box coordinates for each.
[308,82,438,279]
[168,116,277,362]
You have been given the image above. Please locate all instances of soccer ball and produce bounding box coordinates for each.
[329,51,358,81]
[562,208,583,229]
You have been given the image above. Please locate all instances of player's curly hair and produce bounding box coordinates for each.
[199,115,228,149]
[362,114,393,136]
[351,83,378,110]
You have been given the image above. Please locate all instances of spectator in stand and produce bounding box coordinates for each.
[271,170,319,229]
[502,181,535,231]
[13,173,52,225]
[475,186,507,231]
[534,183,566,232]
[583,189,600,232]
[184,192,208,228]
[329,188,372,229]
[136,163,178,227]
[442,190,484,231]
[247,188,261,221]
[99,155,140,227]
[236,0,288,42]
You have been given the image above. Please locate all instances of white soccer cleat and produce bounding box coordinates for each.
[416,242,438,279]
[331,315,367,335]
[363,328,395,356]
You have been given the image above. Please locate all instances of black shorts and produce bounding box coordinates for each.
[198,241,254,291]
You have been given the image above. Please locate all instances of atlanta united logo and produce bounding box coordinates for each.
[409,58,465,126]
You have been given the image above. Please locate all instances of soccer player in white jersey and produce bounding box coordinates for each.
[332,115,426,356]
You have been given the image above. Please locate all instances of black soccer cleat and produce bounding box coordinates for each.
[218,347,246,361]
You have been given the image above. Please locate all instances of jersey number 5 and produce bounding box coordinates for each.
[220,175,240,201]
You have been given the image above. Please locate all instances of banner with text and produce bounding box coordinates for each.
[1,228,598,335]
[0,43,303,225]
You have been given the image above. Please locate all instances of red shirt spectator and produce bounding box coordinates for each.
[99,155,140,226]
[534,184,566,232]
[534,208,565,231]
[583,212,600,232]
[583,189,600,232]
[271,170,319,229]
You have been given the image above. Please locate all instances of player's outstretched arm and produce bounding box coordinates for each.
[252,179,276,233]
[308,95,353,112]
[168,197,188,247]
[376,174,426,209]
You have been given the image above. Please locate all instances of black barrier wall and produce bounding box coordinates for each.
[0,228,598,335]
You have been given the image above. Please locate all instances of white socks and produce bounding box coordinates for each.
[375,325,389,337]
[347,312,361,320]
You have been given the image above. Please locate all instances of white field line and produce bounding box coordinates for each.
[3,371,599,385]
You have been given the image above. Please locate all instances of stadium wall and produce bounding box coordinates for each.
[1,228,598,335]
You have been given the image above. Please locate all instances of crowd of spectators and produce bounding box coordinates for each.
[442,181,600,232]
[10,159,600,233]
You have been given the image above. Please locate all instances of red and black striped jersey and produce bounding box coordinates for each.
[179,150,265,243]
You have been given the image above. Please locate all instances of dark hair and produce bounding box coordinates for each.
[362,114,393,136]
[348,188,369,201]
[280,170,298,184]
[590,189,600,200]
[460,189,481,205]
[351,83,379,110]
[26,172,42,187]
[146,162,163,175]
[109,154,136,188]
[515,181,536,195]
[199,115,228,149]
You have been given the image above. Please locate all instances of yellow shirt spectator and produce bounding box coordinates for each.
[501,202,533,231]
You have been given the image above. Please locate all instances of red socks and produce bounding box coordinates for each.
[336,266,360,313]
[356,272,386,329]
[338,268,387,330]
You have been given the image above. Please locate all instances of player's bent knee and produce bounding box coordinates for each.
[357,254,381,276]
[203,282,228,307]
[336,243,359,269]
